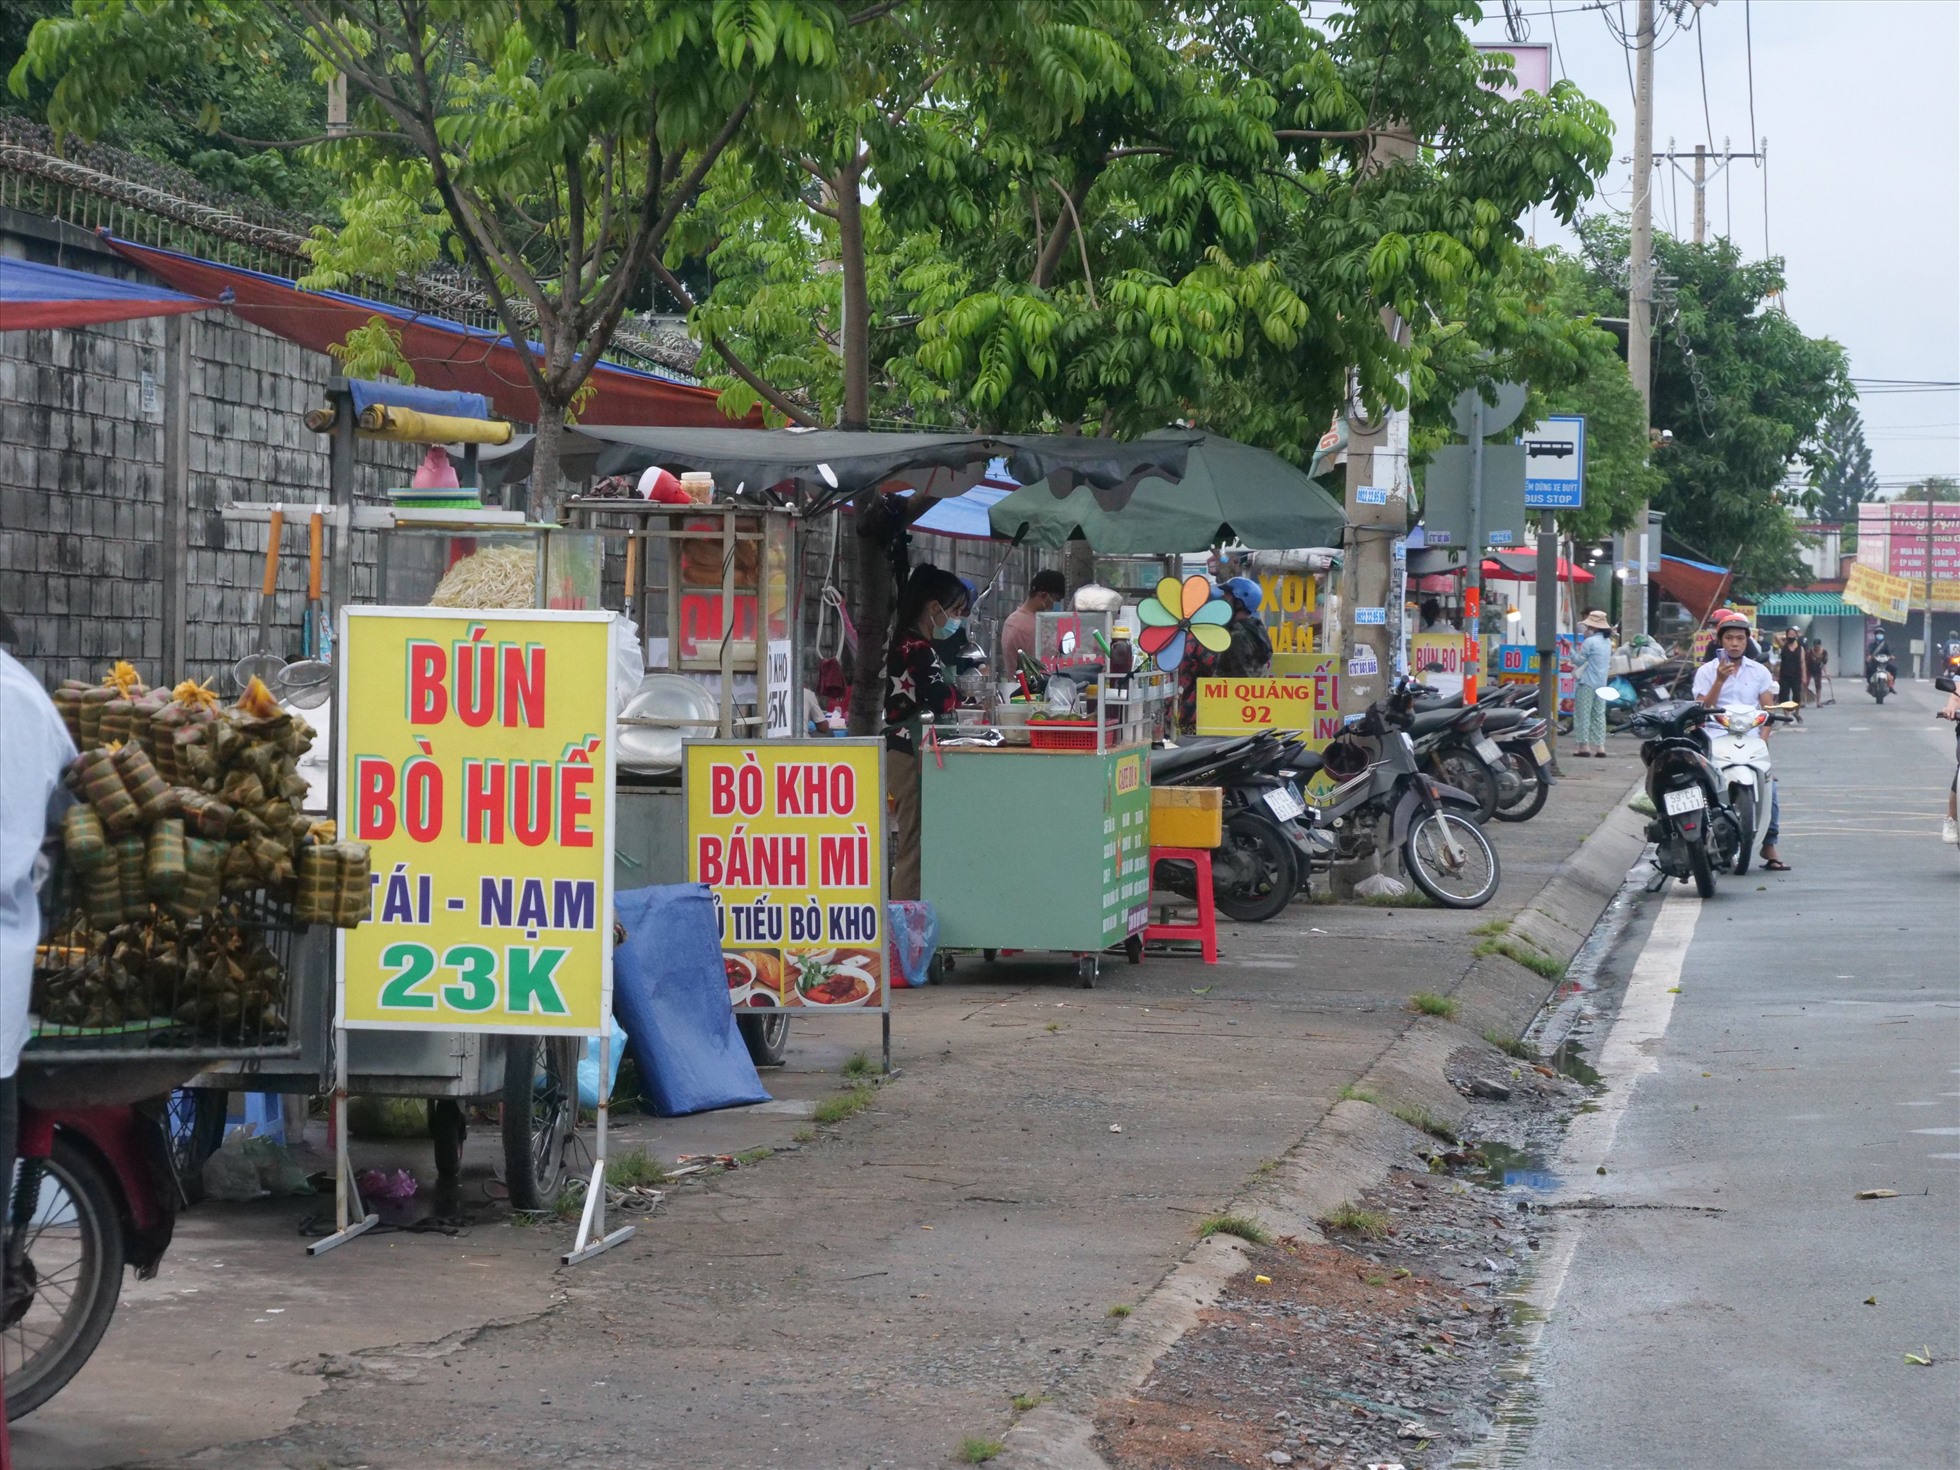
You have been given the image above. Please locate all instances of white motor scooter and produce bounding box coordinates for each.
[1707,702,1794,875]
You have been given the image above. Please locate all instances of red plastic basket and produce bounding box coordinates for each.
[1028,721,1101,751]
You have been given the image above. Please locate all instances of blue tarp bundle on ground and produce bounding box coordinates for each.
[612,884,770,1117]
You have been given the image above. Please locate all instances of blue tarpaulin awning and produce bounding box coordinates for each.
[0,254,214,330]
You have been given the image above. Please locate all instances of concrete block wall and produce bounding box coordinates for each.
[0,230,419,691]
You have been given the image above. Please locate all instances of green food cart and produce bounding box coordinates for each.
[918,677,1165,984]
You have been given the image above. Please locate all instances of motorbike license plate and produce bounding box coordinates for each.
[1475,737,1503,764]
[1663,787,1706,816]
[1264,784,1307,822]
[1530,740,1550,764]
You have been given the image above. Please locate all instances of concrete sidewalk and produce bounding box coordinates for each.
[20,753,1648,1470]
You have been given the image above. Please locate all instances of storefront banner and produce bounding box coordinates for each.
[1410,633,1464,698]
[1495,638,1577,713]
[338,608,616,1035]
[1844,563,1912,620]
[685,740,889,1014]
[1257,571,1321,654]
[1194,673,1341,741]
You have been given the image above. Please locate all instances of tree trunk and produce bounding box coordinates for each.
[1064,537,1096,596]
[530,404,566,524]
[834,162,892,738]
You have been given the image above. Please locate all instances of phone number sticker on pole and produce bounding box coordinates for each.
[685,740,890,1014]
[337,608,616,1036]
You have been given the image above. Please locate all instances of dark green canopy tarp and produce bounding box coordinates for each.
[989,432,1348,553]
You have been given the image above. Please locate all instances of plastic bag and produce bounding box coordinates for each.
[201,1131,313,1200]
[611,613,644,716]
[577,1013,630,1109]
[886,900,939,988]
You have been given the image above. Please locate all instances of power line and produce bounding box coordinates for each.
[1744,0,1759,154]
[1694,17,1715,148]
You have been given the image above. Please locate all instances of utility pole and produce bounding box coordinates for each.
[1623,0,1656,642]
[1464,396,1486,705]
[1922,494,1936,680]
[1339,126,1418,717]
[1656,139,1767,248]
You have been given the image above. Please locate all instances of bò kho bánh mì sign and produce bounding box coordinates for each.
[685,740,889,1014]
[336,608,616,1035]
[1194,672,1341,741]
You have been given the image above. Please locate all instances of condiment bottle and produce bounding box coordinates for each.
[1107,623,1134,677]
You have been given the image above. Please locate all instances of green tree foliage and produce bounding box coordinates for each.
[13,0,862,513]
[1570,219,1851,592]
[1813,404,1878,523]
[2,0,335,211]
[1899,475,1959,504]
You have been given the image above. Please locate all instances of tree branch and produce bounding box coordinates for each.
[1053,180,1098,309]
[1104,146,1175,160]
[847,0,907,25]
[650,260,819,427]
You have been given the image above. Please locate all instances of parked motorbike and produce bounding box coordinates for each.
[1611,689,1744,898]
[1406,702,1508,824]
[1291,681,1501,908]
[1867,650,1898,704]
[1149,734,1305,922]
[5,1087,179,1419]
[1706,701,1798,875]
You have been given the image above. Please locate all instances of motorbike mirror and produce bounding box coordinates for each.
[1593,685,1623,703]
[1936,675,1957,695]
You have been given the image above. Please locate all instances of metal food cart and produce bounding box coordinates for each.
[919,672,1168,984]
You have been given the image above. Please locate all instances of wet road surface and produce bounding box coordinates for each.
[1504,682,1960,1468]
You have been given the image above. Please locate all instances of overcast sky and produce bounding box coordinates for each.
[1456,0,1960,494]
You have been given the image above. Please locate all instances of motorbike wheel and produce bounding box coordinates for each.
[1403,810,1501,909]
[1687,838,1717,899]
[1731,789,1756,875]
[1211,811,1299,923]
[1492,754,1550,823]
[1873,686,1888,704]
[3,1132,126,1420]
[166,1087,228,1205]
[1434,745,1499,824]
[738,1012,791,1067]
[501,1036,581,1211]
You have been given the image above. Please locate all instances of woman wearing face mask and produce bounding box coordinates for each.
[885,564,970,900]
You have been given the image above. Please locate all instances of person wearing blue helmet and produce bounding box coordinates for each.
[1219,577,1273,676]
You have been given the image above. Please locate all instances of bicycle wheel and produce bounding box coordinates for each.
[502,1036,580,1211]
[4,1132,125,1419]
[1403,810,1500,909]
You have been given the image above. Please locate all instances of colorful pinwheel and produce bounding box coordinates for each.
[1136,575,1232,671]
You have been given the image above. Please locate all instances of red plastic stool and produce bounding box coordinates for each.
[1144,846,1219,964]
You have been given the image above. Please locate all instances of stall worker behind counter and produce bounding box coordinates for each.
[1000,569,1066,671]
[885,564,969,901]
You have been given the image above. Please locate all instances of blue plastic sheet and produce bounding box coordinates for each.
[346,377,490,422]
[577,1014,629,1109]
[887,900,939,987]
[612,884,770,1116]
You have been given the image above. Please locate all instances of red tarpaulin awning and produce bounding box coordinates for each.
[1651,553,1731,613]
[1,254,214,329]
[105,236,750,428]
[1479,555,1595,583]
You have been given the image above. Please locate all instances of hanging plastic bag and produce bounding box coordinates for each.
[887,900,939,988]
[577,1013,631,1109]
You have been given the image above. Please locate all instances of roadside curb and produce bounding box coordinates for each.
[995,779,1650,1470]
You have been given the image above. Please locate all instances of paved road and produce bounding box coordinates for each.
[1509,682,1960,1469]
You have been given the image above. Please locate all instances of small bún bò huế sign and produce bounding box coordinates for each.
[685,740,889,1014]
[336,608,615,1035]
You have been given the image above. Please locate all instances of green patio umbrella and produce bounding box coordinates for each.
[988,431,1348,553]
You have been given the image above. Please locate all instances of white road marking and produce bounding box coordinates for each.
[1468,891,1704,1468]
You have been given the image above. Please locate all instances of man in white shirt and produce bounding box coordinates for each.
[1691,611,1786,870]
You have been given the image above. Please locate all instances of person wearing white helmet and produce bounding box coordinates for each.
[1694,610,1788,870]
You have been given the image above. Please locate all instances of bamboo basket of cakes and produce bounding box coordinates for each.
[32,663,370,1057]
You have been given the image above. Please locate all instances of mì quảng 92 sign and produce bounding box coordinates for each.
[336,608,616,1035]
[685,740,889,1014]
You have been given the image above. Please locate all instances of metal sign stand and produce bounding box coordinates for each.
[306,1031,378,1255]
[561,1028,634,1265]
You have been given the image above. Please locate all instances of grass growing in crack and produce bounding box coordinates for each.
[957,1437,1005,1463]
[1252,1159,1278,1177]
[1322,1202,1390,1239]
[605,1148,667,1189]
[1469,918,1510,937]
[1106,1303,1133,1318]
[1196,1213,1271,1245]
[1408,992,1460,1020]
[1474,937,1567,981]
[1337,1084,1379,1105]
[735,1147,773,1166]
[812,1085,875,1126]
[842,1051,875,1079]
[1483,1029,1536,1060]
[791,1126,815,1144]
[1390,1102,1458,1143]
[1010,1391,1047,1411]
[1365,1274,1387,1286]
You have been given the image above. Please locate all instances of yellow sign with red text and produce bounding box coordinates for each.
[336,608,615,1035]
[1194,673,1342,742]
